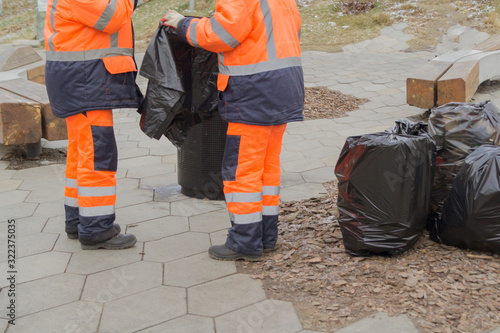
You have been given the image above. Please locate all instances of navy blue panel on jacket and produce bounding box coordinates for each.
[218,67,305,126]
[45,59,143,118]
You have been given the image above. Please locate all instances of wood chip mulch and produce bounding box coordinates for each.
[303,86,369,120]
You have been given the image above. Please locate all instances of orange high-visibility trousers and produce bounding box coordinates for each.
[222,122,287,255]
[64,110,118,239]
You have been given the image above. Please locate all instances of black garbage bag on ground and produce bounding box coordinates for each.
[427,101,500,224]
[137,25,219,147]
[431,144,500,253]
[335,119,436,256]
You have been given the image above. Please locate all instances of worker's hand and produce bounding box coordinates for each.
[161,10,184,29]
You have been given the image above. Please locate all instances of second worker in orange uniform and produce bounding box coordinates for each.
[161,0,305,260]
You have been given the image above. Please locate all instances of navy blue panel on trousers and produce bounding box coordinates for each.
[262,215,278,248]
[91,125,118,171]
[78,214,116,238]
[45,59,143,118]
[225,221,263,256]
[218,67,305,126]
[221,135,241,181]
[64,205,80,228]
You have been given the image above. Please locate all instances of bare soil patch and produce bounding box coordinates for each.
[1,146,66,170]
[237,181,500,333]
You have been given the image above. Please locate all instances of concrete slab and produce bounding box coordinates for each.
[126,216,190,242]
[9,251,71,285]
[17,232,58,257]
[12,301,102,333]
[189,209,229,233]
[137,315,215,333]
[333,312,420,333]
[164,252,237,288]
[144,231,210,263]
[99,286,186,333]
[215,300,303,333]
[66,245,142,275]
[188,274,266,317]
[115,201,171,225]
[0,179,21,192]
[82,261,163,302]
[0,273,85,318]
[170,198,226,217]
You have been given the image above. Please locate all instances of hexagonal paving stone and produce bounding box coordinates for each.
[170,198,226,217]
[153,185,185,202]
[115,188,154,208]
[127,163,175,179]
[209,229,229,246]
[82,261,163,302]
[0,273,85,318]
[6,216,47,236]
[43,215,65,235]
[126,216,189,242]
[140,173,178,190]
[52,235,84,253]
[99,286,186,333]
[0,319,7,332]
[164,253,236,288]
[25,187,64,203]
[66,245,142,275]
[115,201,171,225]
[32,200,65,218]
[144,232,210,263]
[280,183,327,202]
[300,166,336,184]
[13,301,102,333]
[10,251,71,286]
[215,300,303,333]
[281,158,325,173]
[17,232,58,258]
[0,190,29,207]
[137,315,214,333]
[188,274,266,317]
[0,179,22,192]
[189,209,229,233]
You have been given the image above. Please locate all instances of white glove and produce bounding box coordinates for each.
[161,10,184,29]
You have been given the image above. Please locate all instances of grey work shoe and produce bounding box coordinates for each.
[66,224,121,239]
[208,244,262,261]
[81,233,137,250]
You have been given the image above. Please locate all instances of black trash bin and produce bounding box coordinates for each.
[138,25,227,201]
[178,113,227,200]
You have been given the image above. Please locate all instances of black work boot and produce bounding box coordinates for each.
[208,244,261,261]
[79,226,136,250]
[66,224,121,239]
[80,233,137,250]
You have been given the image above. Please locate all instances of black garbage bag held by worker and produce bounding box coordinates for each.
[162,0,305,260]
[44,0,144,249]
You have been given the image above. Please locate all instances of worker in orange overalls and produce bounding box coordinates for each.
[44,0,144,249]
[162,0,304,260]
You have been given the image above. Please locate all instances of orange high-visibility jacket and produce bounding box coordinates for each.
[44,0,143,118]
[176,0,304,126]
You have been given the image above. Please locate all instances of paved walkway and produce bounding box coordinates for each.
[1,24,500,333]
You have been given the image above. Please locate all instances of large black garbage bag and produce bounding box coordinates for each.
[431,145,500,253]
[335,119,436,256]
[138,25,219,147]
[427,101,500,223]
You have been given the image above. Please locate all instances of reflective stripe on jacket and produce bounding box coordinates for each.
[44,0,143,118]
[177,0,304,126]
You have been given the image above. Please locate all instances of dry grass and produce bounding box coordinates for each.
[0,0,499,52]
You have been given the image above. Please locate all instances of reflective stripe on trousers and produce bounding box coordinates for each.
[64,110,118,238]
[222,122,286,255]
